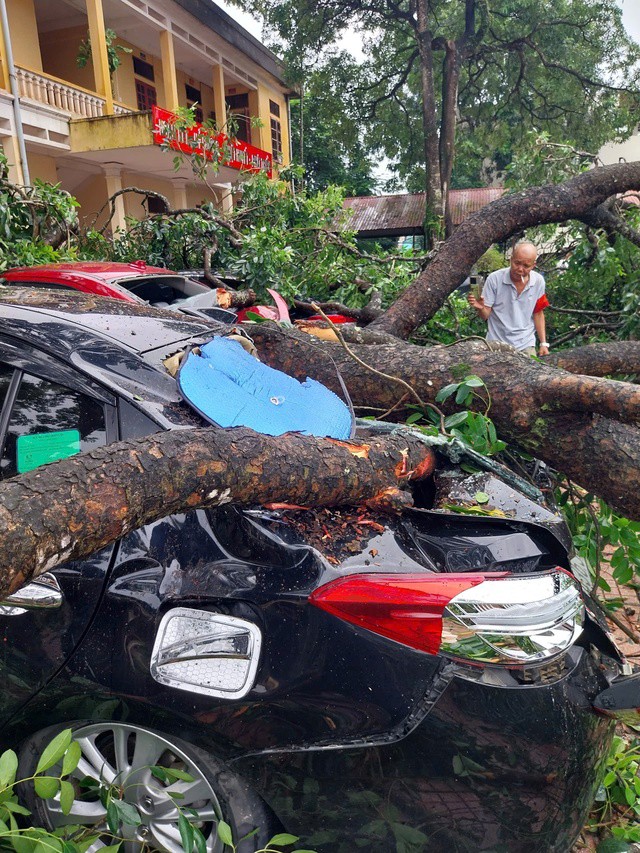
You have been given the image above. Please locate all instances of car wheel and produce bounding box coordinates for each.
[18,721,274,852]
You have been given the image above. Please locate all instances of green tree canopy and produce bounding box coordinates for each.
[231,0,640,237]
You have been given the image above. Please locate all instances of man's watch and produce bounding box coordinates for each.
[539,342,549,348]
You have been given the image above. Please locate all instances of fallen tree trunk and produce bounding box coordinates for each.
[249,325,640,519]
[372,162,640,339]
[0,426,435,598]
[545,341,640,377]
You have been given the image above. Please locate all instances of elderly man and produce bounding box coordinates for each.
[468,242,549,356]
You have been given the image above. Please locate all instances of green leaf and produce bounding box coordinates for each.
[33,776,59,799]
[613,564,634,585]
[435,383,459,403]
[405,412,423,425]
[192,826,206,853]
[36,730,72,774]
[267,834,300,847]
[455,384,472,405]
[149,766,169,783]
[111,799,141,827]
[596,838,632,853]
[106,800,119,835]
[443,411,469,429]
[0,751,18,788]
[178,813,194,853]
[2,801,30,816]
[61,742,81,778]
[464,376,485,388]
[474,492,490,504]
[162,768,195,783]
[59,781,75,816]
[97,846,121,853]
[216,821,234,847]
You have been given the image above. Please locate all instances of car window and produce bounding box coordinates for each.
[0,364,14,412]
[0,372,107,479]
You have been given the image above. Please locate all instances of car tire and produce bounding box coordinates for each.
[17,721,276,852]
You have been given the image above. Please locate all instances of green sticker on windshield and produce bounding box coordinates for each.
[17,430,81,473]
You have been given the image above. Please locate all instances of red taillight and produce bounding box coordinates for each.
[309,573,494,655]
[310,570,584,664]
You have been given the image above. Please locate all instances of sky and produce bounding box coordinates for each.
[621,0,640,41]
[220,1,640,50]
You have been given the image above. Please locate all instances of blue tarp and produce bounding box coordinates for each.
[177,337,353,439]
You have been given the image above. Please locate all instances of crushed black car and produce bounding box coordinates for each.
[0,287,636,853]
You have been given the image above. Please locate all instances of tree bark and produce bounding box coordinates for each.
[545,341,640,377]
[249,326,640,520]
[0,426,435,598]
[372,161,640,339]
[439,38,460,237]
[414,0,444,240]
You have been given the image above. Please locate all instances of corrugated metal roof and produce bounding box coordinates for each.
[341,188,506,237]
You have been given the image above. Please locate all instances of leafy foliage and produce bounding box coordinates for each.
[289,55,377,195]
[0,731,316,853]
[91,171,417,307]
[0,154,79,271]
[558,485,640,594]
[233,0,640,195]
[76,28,132,78]
[589,735,640,848]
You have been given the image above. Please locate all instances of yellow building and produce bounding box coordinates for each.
[0,0,292,232]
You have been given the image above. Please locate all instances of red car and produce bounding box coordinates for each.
[1,261,217,310]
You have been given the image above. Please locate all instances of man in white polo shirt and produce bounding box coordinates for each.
[467,242,549,356]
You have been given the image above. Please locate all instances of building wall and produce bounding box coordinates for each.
[26,152,58,183]
[6,0,42,71]
[599,131,640,166]
[39,25,96,92]
[0,0,291,225]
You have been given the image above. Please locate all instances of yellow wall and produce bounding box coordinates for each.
[26,152,58,183]
[40,24,95,91]
[6,0,42,71]
[115,43,166,112]
[72,172,110,231]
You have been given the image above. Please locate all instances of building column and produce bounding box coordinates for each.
[102,165,126,234]
[248,84,271,153]
[212,182,233,214]
[172,178,188,210]
[1,134,24,184]
[0,8,9,92]
[211,64,225,130]
[85,0,114,115]
[159,30,179,113]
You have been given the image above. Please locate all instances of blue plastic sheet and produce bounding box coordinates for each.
[177,337,353,439]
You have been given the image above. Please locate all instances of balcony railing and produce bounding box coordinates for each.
[15,67,131,119]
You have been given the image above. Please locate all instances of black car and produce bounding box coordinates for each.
[0,287,635,852]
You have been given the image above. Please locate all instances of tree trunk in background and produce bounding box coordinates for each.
[415,0,444,244]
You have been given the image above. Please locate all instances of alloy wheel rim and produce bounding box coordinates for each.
[39,723,224,852]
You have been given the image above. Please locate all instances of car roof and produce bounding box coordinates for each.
[1,262,184,304]
[3,261,176,284]
[0,287,221,425]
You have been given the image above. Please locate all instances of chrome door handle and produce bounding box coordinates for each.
[0,573,63,615]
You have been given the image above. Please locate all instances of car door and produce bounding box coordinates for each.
[0,340,119,725]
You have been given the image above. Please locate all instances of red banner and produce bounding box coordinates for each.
[152,105,273,178]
